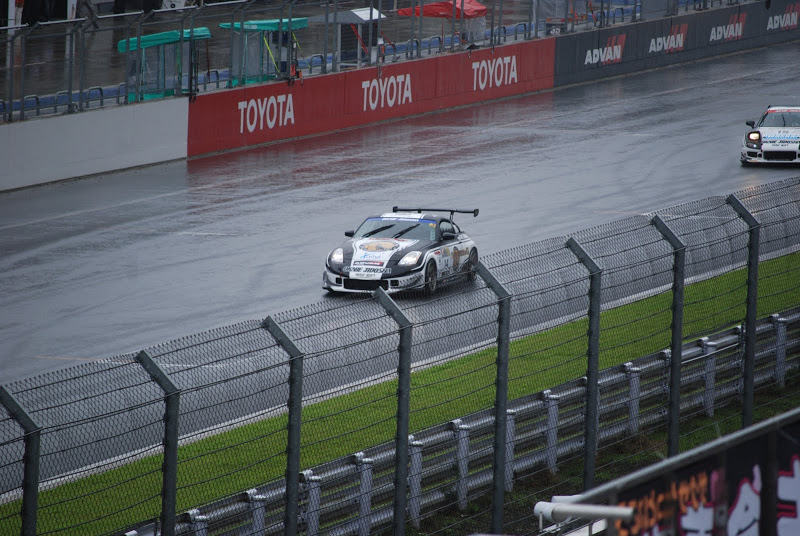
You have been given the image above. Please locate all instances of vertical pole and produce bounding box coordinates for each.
[408,437,424,529]
[476,263,511,533]
[652,214,686,457]
[623,363,641,436]
[727,194,760,428]
[566,237,602,490]
[135,350,180,536]
[0,387,40,536]
[543,389,560,474]
[373,287,412,536]
[505,410,515,492]
[263,316,304,536]
[771,315,787,388]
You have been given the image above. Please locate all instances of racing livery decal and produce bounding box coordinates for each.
[649,23,689,54]
[585,34,626,65]
[238,95,295,133]
[709,14,746,42]
[767,3,800,31]
[471,55,518,91]
[361,74,413,112]
[349,238,417,280]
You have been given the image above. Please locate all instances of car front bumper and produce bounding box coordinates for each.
[322,268,425,294]
[741,146,800,164]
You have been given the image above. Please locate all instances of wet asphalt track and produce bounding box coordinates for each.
[2,41,800,384]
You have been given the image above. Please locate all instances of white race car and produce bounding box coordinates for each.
[741,106,800,166]
[323,207,479,294]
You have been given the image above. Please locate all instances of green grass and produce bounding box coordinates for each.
[1,252,798,535]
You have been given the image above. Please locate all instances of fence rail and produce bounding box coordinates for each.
[1,177,799,536]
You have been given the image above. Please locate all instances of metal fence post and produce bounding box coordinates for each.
[408,436,424,529]
[135,350,180,536]
[353,452,374,536]
[0,387,40,536]
[652,214,686,457]
[542,389,560,474]
[727,194,761,428]
[566,237,602,490]
[699,337,717,417]
[623,362,641,436]
[451,419,471,511]
[476,262,511,533]
[300,470,322,536]
[505,410,516,492]
[771,315,788,388]
[263,316,304,536]
[373,287,412,536]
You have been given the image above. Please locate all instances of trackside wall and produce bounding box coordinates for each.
[186,39,555,156]
[0,99,188,191]
[553,0,800,85]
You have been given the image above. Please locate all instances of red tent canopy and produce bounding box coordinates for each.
[396,0,487,19]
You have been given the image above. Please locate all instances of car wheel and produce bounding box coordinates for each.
[467,249,478,283]
[424,261,437,295]
[740,160,751,167]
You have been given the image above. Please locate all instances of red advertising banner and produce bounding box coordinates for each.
[187,38,555,157]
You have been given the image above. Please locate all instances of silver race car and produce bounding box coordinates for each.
[741,106,800,166]
[323,207,479,294]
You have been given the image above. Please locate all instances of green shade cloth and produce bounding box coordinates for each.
[218,18,308,32]
[117,27,212,53]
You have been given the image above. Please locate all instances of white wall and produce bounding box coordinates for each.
[0,98,188,191]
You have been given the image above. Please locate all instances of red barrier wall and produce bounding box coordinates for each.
[187,38,555,157]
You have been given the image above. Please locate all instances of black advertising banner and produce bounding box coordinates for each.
[552,0,800,89]
[776,421,800,535]
[615,436,769,536]
[554,27,638,85]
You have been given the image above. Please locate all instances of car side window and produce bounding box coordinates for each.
[440,221,455,237]
[452,222,461,234]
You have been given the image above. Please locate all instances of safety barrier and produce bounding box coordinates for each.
[121,312,800,535]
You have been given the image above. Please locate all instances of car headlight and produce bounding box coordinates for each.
[747,131,761,142]
[330,248,343,264]
[398,251,422,266]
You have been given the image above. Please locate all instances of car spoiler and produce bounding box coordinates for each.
[392,206,479,220]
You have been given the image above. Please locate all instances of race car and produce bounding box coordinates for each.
[323,207,480,294]
[741,106,800,166]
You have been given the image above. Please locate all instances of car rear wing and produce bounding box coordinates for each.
[392,206,479,220]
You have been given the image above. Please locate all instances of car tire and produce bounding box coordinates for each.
[467,249,478,283]
[424,261,437,295]
[740,160,751,167]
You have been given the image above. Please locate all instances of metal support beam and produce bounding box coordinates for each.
[373,287,413,536]
[566,237,602,490]
[0,387,40,536]
[264,316,305,536]
[652,214,686,457]
[136,350,180,536]
[476,262,512,533]
[726,194,760,428]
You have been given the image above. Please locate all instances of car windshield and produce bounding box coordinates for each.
[354,218,438,241]
[760,111,800,128]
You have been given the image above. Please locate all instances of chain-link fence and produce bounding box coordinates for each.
[1,0,753,121]
[0,176,799,536]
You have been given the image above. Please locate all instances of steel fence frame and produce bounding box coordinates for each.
[0,177,799,536]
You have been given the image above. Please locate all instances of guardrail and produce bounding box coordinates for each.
[123,310,799,536]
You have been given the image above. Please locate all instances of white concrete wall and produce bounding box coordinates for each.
[0,98,188,191]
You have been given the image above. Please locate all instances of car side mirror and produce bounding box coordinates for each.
[746,120,755,128]
[345,230,354,237]
[442,231,456,240]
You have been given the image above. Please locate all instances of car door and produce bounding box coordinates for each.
[437,220,463,276]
